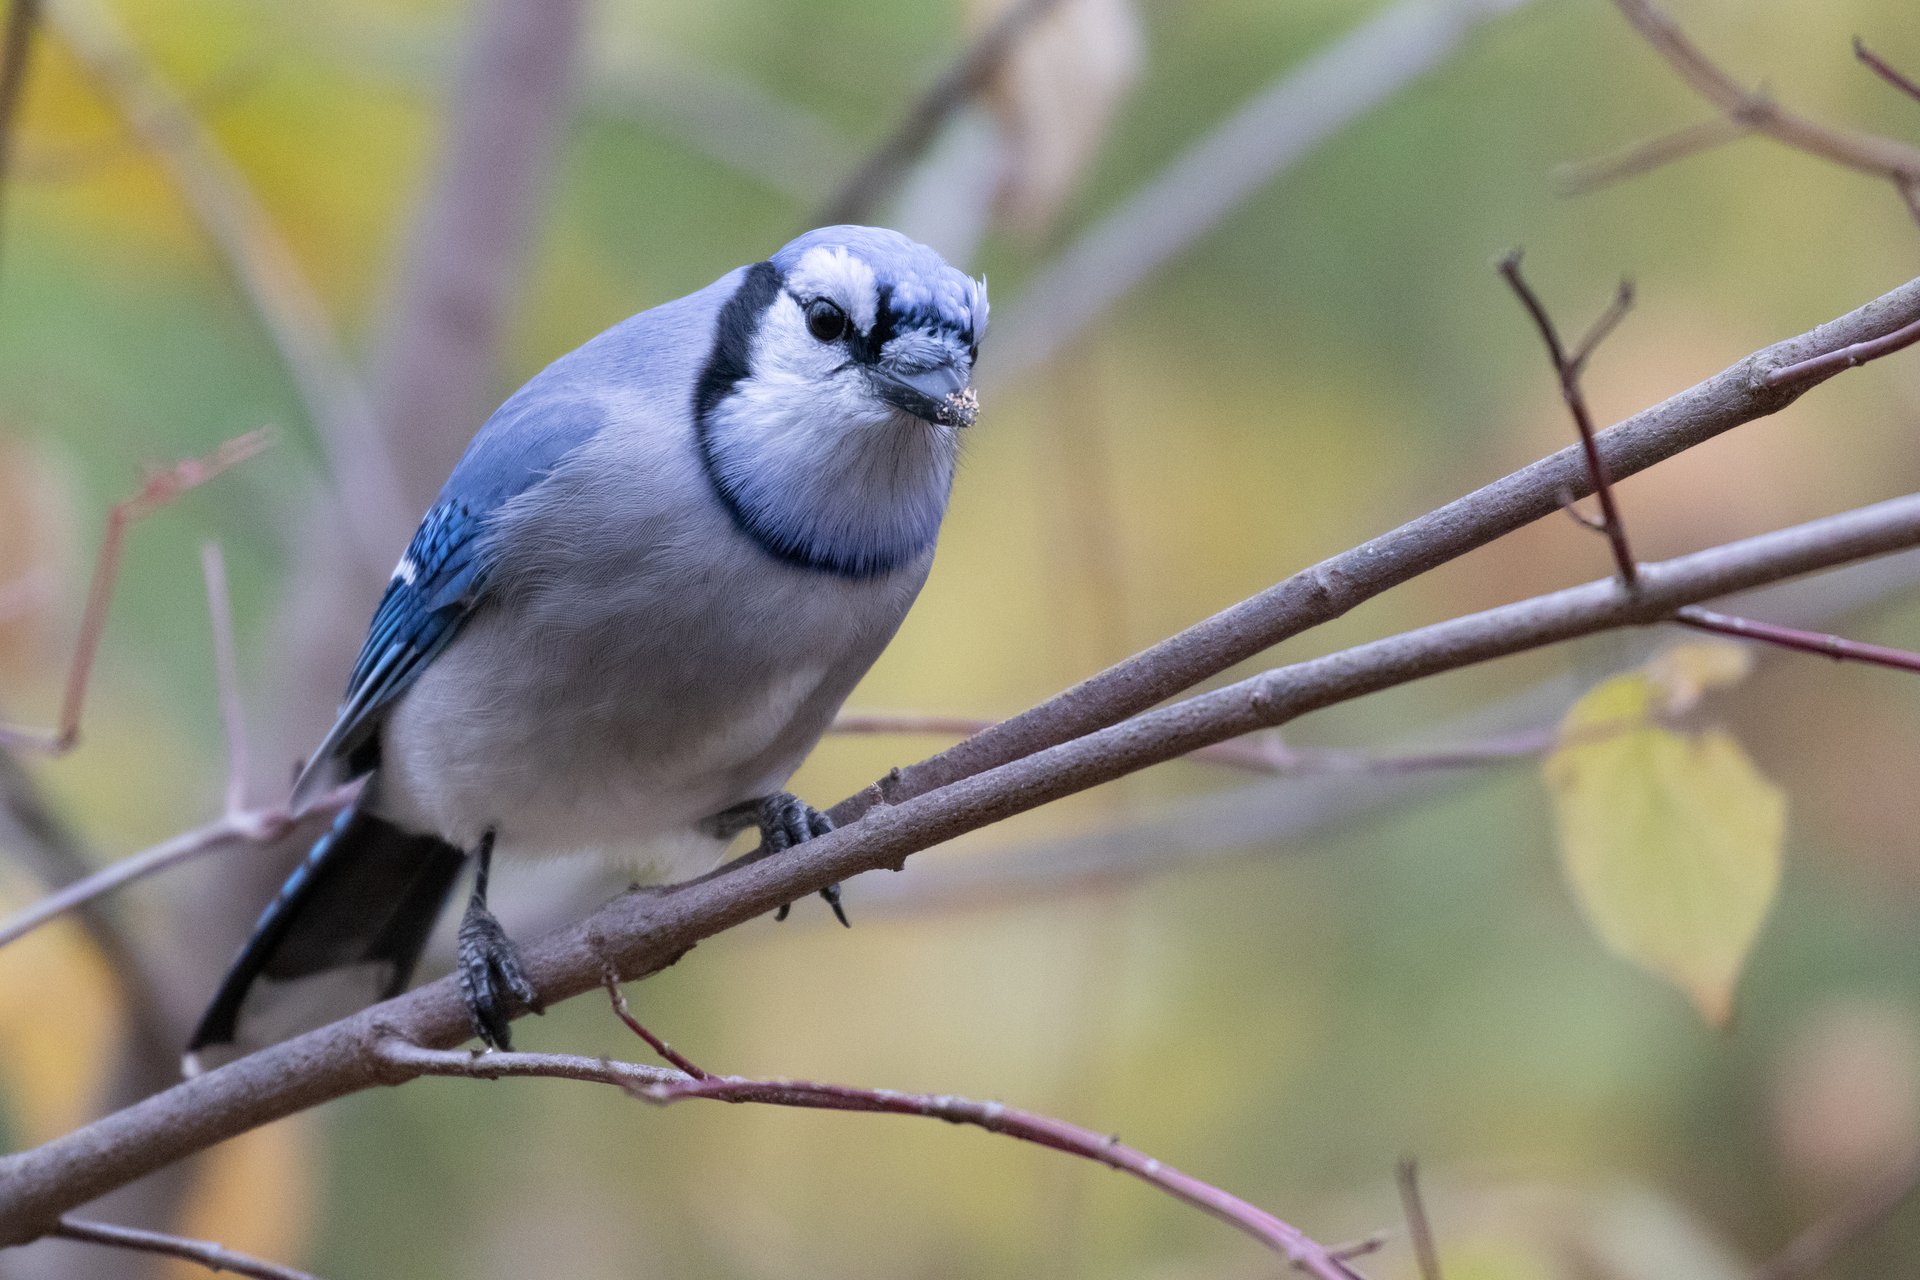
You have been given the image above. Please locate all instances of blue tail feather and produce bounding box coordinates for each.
[187,802,466,1060]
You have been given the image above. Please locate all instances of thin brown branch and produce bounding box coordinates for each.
[1763,314,1920,386]
[602,972,708,1079]
[834,710,1308,774]
[1609,0,1920,219]
[816,0,1066,226]
[0,431,269,756]
[1396,1158,1444,1280]
[0,0,42,275]
[6,486,1920,1240]
[0,786,352,952]
[1854,38,1920,107]
[200,542,249,814]
[1753,1149,1920,1280]
[50,1216,320,1280]
[377,1040,1364,1279]
[1555,113,1752,194]
[1497,252,1638,587]
[1675,606,1920,673]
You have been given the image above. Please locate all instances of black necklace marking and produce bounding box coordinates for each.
[692,263,937,581]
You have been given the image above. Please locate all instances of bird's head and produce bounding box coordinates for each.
[692,227,987,578]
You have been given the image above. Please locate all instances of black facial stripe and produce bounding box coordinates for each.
[692,260,783,421]
[692,260,927,580]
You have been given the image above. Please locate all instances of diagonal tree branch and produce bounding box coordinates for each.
[822,272,1920,845]
[48,1218,319,1280]
[4,484,1920,1241]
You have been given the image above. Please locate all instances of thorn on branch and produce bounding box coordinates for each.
[1497,251,1639,588]
[1854,37,1920,107]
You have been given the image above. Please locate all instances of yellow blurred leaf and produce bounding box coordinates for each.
[1544,643,1784,1025]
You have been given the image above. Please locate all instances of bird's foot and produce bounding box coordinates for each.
[757,792,850,928]
[457,896,543,1051]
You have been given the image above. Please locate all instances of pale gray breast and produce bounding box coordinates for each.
[375,410,931,859]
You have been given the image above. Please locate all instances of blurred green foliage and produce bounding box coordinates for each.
[3,0,1920,1276]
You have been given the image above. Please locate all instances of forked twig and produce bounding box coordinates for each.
[602,972,708,1079]
[1498,252,1638,586]
[0,430,270,755]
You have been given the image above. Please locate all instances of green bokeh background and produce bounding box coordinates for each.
[3,0,1919,1276]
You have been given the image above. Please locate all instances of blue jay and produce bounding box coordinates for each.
[186,226,985,1069]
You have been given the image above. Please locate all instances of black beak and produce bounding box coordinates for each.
[869,362,975,427]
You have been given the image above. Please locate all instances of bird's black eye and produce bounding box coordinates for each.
[805,298,848,343]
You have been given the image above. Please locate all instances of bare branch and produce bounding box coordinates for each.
[0,431,269,756]
[835,710,1308,774]
[200,542,249,815]
[1497,252,1638,586]
[603,973,708,1079]
[1396,1158,1444,1280]
[6,483,1920,1238]
[842,273,1920,847]
[990,0,1532,383]
[1753,1150,1920,1280]
[1763,314,1920,386]
[0,0,42,276]
[0,787,351,953]
[1555,114,1752,195]
[50,1217,319,1280]
[1853,38,1920,107]
[1608,0,1920,218]
[377,1039,1363,1279]
[816,0,1067,226]
[1675,606,1920,674]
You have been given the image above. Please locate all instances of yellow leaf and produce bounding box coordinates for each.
[1544,645,1785,1025]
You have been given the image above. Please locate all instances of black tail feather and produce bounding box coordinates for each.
[188,801,465,1057]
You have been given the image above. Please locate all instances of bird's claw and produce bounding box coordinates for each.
[457,899,542,1051]
[758,792,850,927]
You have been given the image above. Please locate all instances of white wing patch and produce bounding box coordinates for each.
[392,556,418,586]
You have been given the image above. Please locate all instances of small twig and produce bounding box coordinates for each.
[0,430,270,755]
[1396,1158,1444,1280]
[815,0,1066,226]
[0,0,42,277]
[1675,607,1920,674]
[1609,0,1920,223]
[1763,314,1920,386]
[200,541,249,815]
[379,1040,1364,1280]
[1854,38,1920,107]
[51,1216,320,1280]
[1497,252,1638,587]
[1753,1150,1920,1280]
[602,972,708,1079]
[1329,1232,1392,1262]
[1555,114,1753,194]
[0,785,352,952]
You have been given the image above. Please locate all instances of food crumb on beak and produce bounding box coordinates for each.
[942,387,980,429]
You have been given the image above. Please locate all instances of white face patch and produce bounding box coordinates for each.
[785,245,880,334]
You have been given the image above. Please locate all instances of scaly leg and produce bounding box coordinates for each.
[457,830,543,1050]
[704,793,849,926]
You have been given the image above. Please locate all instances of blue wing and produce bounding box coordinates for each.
[289,500,494,808]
